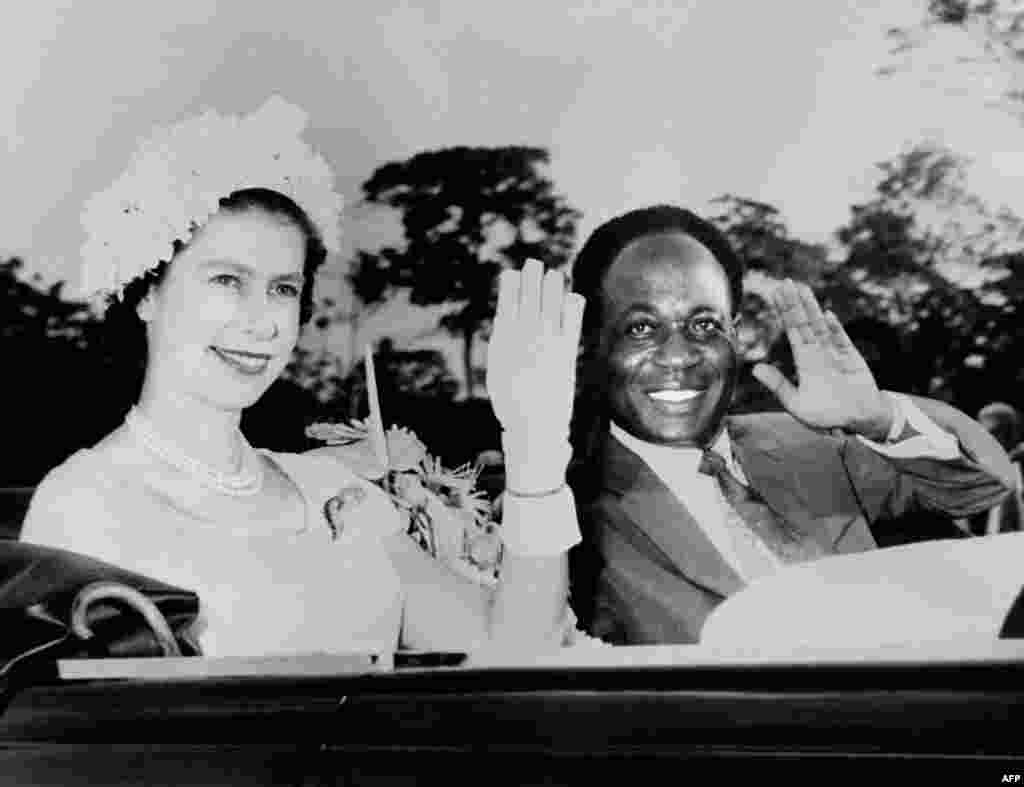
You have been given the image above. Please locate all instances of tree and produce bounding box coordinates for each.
[1,257,97,349]
[284,345,347,407]
[710,195,832,285]
[348,146,581,397]
[710,196,833,412]
[875,3,1024,407]
[827,143,1023,407]
[0,258,112,484]
[881,0,1024,121]
[711,146,1024,413]
[320,338,460,422]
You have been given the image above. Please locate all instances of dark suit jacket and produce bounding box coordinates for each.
[571,396,1016,645]
[963,447,1023,535]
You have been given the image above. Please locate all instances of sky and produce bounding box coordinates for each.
[3,0,1022,373]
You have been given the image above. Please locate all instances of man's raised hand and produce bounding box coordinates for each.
[752,279,894,440]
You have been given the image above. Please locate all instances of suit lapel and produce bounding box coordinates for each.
[727,416,874,554]
[601,434,743,599]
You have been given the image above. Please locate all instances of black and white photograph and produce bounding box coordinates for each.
[1,0,1023,781]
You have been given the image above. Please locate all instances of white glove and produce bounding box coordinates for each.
[485,259,585,494]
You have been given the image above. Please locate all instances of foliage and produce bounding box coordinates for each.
[867,2,1024,409]
[348,146,581,396]
[881,0,1024,120]
[710,195,832,285]
[828,144,1021,406]
[709,197,830,412]
[1,258,96,348]
[718,142,1024,416]
[0,259,114,484]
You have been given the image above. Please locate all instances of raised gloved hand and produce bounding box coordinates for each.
[485,259,585,494]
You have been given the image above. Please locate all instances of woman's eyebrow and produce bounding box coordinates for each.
[199,260,304,284]
[199,259,253,275]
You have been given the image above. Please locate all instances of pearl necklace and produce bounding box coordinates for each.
[125,406,265,497]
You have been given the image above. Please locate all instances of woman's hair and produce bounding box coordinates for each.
[567,205,745,499]
[112,187,326,325]
[102,187,329,403]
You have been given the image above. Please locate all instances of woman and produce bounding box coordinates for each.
[20,96,584,657]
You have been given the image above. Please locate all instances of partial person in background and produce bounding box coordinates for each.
[961,402,1023,535]
[566,204,1015,645]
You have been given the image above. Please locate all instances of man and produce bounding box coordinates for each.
[567,205,1015,645]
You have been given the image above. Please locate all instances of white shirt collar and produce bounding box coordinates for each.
[609,421,747,484]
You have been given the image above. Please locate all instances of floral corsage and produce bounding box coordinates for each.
[306,419,503,587]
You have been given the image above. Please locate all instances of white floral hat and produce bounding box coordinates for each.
[78,95,343,305]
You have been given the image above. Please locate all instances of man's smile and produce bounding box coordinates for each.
[599,230,740,446]
[647,389,703,403]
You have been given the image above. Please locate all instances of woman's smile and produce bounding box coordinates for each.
[138,209,306,410]
[210,346,274,376]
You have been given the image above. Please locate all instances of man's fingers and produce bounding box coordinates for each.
[825,310,855,351]
[771,286,802,347]
[797,283,830,342]
[775,279,814,346]
[753,363,797,409]
[825,310,872,373]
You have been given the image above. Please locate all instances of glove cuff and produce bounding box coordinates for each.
[500,432,571,494]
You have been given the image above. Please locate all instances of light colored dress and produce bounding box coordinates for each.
[19,440,405,657]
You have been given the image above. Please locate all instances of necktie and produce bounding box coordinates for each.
[698,449,826,567]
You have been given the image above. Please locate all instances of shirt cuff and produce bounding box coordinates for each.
[500,485,581,557]
[856,392,960,461]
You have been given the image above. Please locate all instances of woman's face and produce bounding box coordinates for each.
[139,208,307,412]
[597,231,740,447]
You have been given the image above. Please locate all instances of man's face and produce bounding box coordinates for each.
[597,231,740,447]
